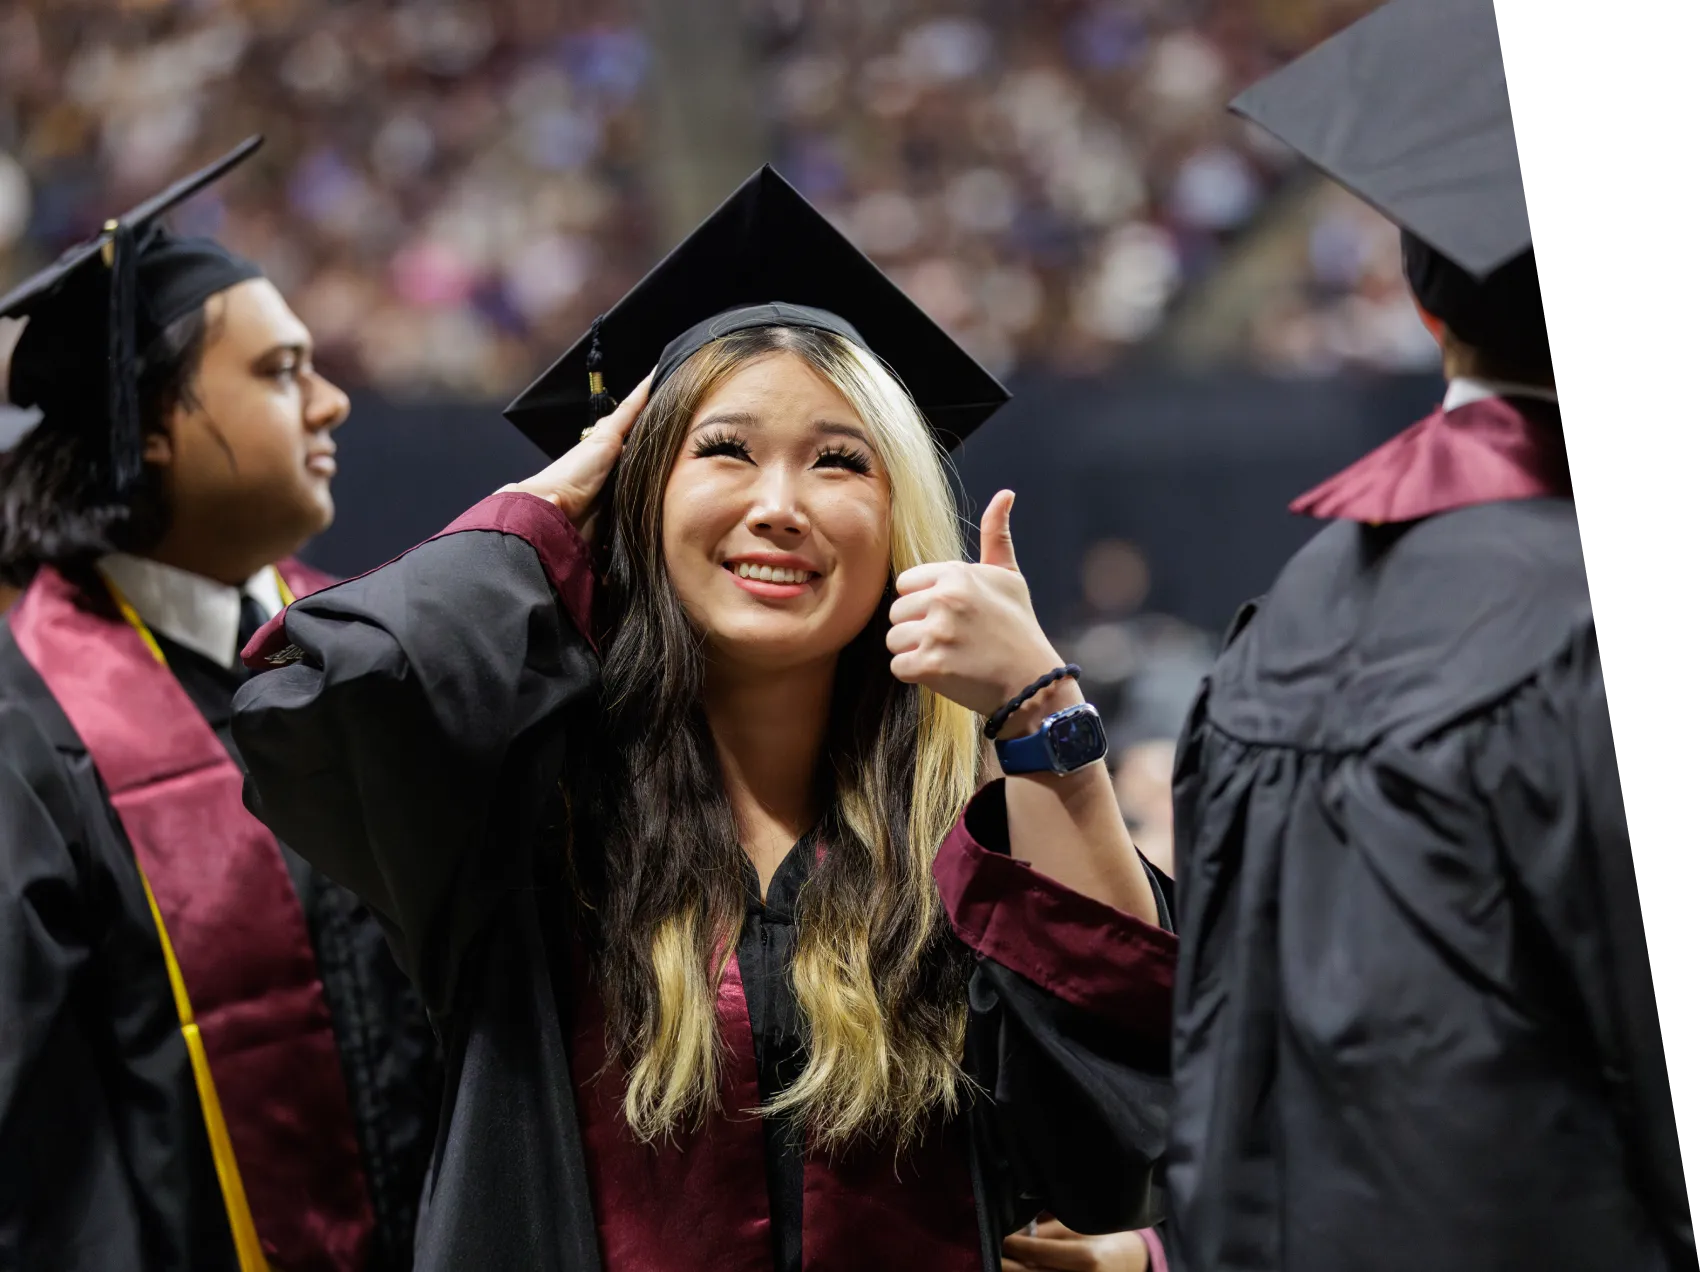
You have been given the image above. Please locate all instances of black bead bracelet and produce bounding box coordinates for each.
[983,664,1081,740]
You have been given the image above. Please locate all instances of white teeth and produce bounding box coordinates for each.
[733,563,811,584]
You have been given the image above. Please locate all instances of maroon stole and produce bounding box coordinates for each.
[1291,394,1570,523]
[567,944,983,1271]
[9,561,375,1271]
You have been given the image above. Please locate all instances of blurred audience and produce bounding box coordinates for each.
[1,0,1394,397]
[1049,533,1212,879]
[1114,738,1176,878]
[1249,184,1442,376]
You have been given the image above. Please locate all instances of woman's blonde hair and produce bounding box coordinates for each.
[576,325,982,1152]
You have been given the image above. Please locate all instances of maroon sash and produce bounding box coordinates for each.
[568,943,982,1271]
[10,561,374,1272]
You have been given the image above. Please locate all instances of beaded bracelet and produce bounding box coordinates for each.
[983,664,1082,740]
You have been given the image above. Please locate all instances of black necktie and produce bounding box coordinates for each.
[237,593,270,659]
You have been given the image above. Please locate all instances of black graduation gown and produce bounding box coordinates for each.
[1166,495,1695,1272]
[0,615,440,1271]
[230,492,1177,1272]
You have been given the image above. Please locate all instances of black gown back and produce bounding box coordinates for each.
[1167,497,1694,1272]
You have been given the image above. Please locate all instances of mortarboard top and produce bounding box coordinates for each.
[504,165,1012,459]
[1,136,265,491]
[1228,0,1529,281]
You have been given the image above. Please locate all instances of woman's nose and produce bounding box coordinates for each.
[746,471,810,537]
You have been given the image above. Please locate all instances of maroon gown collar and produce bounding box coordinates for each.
[1290,394,1570,525]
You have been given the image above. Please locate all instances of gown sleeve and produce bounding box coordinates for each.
[231,493,602,1022]
[0,706,96,1248]
[1468,623,1694,1263]
[934,780,1176,1238]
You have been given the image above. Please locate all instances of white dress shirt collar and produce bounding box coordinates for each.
[97,554,285,669]
[1443,376,1561,412]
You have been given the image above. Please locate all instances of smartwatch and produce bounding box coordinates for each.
[994,702,1109,776]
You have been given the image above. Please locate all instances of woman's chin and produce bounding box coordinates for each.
[704,620,847,672]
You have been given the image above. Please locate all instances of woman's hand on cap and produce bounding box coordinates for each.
[500,370,655,541]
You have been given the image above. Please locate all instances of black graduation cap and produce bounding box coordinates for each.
[504,165,1011,458]
[1228,0,1549,363]
[1230,0,1527,279]
[0,136,265,492]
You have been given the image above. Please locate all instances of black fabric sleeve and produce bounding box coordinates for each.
[964,959,1171,1240]
[941,784,1175,1240]
[1473,625,1695,1269]
[231,495,601,1022]
[0,708,91,1193]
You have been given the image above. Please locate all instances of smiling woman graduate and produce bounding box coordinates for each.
[232,167,1178,1272]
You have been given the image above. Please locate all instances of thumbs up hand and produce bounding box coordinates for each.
[887,491,1072,727]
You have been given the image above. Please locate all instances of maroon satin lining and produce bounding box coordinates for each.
[798,1114,981,1272]
[570,943,774,1271]
[933,786,1177,1043]
[568,939,983,1271]
[12,566,373,1271]
[1291,395,1571,524]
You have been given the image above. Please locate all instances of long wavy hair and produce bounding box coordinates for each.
[569,325,983,1152]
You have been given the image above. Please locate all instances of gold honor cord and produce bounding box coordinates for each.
[102,565,296,1272]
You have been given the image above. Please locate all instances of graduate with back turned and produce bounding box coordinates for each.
[1163,1,1695,1269]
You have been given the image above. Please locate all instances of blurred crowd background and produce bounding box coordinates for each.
[0,0,1455,866]
[0,0,1431,397]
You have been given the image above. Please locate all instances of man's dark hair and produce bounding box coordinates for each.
[1401,233,1554,386]
[0,304,211,588]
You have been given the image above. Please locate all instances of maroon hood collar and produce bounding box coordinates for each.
[1291,395,1570,525]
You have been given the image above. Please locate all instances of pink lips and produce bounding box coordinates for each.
[722,557,820,600]
[728,572,813,599]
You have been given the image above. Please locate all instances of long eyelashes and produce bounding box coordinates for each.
[689,430,874,475]
[690,429,751,461]
[814,444,873,475]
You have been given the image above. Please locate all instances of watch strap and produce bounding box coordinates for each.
[994,728,1054,775]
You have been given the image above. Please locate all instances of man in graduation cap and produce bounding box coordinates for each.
[0,140,439,1271]
[1163,2,1695,1270]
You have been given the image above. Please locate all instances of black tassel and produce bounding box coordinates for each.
[106,222,142,495]
[585,314,615,431]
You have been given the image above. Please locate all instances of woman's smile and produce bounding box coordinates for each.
[722,553,823,598]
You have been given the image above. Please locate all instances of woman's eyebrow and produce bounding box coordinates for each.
[688,411,760,435]
[815,420,874,447]
[686,413,874,449]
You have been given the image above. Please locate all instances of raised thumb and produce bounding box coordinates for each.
[978,489,1018,571]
